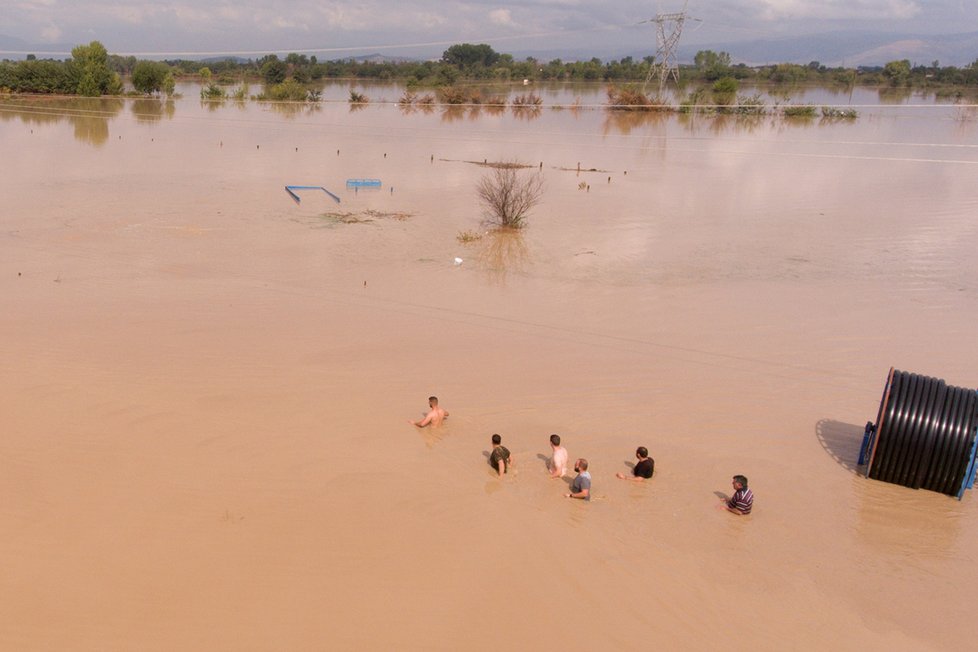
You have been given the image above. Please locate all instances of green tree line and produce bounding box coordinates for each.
[4,40,978,97]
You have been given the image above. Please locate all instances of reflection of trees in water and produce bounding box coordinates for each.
[72,98,123,146]
[347,102,367,114]
[237,99,322,118]
[511,106,541,121]
[255,100,322,118]
[131,98,175,122]
[474,229,530,283]
[677,112,704,134]
[767,84,802,103]
[677,111,768,136]
[1,97,124,146]
[733,113,765,133]
[464,106,483,121]
[440,106,466,123]
[399,102,441,116]
[877,86,913,104]
[712,113,766,135]
[777,115,817,131]
[202,98,227,112]
[0,102,63,126]
[601,109,668,136]
[953,105,977,138]
[767,114,815,137]
[73,114,111,145]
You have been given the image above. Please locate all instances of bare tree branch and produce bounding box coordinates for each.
[476,164,544,229]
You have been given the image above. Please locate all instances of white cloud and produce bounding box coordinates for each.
[172,5,213,25]
[270,16,310,31]
[2,0,975,58]
[105,5,149,25]
[415,12,449,29]
[40,23,62,42]
[315,6,370,31]
[489,9,515,27]
[218,5,241,20]
[753,0,921,22]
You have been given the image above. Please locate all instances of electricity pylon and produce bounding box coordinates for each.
[640,1,701,97]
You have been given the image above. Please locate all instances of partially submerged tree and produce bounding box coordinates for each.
[71,40,122,96]
[476,163,544,229]
[131,60,169,95]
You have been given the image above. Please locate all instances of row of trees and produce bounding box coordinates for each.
[4,41,978,98]
[0,41,125,95]
[174,45,978,89]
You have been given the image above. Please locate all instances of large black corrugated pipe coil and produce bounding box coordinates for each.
[865,368,978,499]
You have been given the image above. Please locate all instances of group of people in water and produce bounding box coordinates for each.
[410,396,753,515]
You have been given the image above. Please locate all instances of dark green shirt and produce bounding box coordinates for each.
[490,445,511,471]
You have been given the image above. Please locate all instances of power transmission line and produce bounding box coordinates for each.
[639,1,701,98]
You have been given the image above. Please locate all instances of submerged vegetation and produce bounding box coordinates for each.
[0,41,974,124]
[456,230,485,244]
[313,210,412,226]
[4,40,978,99]
[476,162,545,230]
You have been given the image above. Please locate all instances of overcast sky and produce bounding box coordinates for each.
[2,1,977,58]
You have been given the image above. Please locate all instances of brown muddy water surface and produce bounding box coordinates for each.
[2,84,978,650]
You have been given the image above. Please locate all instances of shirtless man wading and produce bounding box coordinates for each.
[409,396,449,428]
[548,434,568,478]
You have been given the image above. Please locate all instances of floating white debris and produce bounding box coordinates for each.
[453,257,464,266]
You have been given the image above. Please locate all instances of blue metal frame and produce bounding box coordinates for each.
[285,185,341,204]
[957,390,978,499]
[858,421,875,467]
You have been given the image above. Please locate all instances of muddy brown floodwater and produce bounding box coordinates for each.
[1,83,977,650]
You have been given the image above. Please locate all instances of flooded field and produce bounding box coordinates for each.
[2,82,977,650]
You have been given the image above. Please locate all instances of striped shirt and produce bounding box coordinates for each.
[728,487,753,514]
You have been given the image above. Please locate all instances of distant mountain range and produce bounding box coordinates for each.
[698,30,978,67]
[0,34,75,58]
[3,30,977,68]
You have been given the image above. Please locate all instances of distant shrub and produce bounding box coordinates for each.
[511,93,542,107]
[821,106,858,119]
[712,77,738,94]
[712,76,738,110]
[679,88,708,113]
[437,85,474,104]
[200,83,226,100]
[734,93,766,115]
[259,79,309,102]
[349,90,368,104]
[607,85,654,111]
[782,104,817,117]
